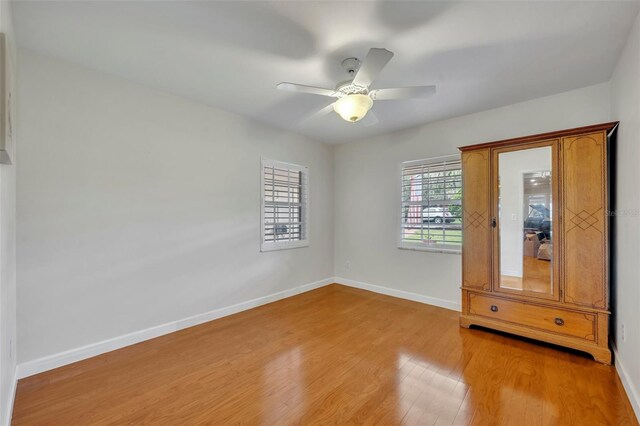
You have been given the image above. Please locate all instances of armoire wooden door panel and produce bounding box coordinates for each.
[562,131,608,309]
[462,149,491,290]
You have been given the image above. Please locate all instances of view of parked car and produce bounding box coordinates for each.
[422,207,455,224]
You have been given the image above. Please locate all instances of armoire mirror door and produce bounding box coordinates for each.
[493,141,560,300]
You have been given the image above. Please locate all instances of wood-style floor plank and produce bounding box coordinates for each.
[12,284,638,425]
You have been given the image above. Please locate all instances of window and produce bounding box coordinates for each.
[400,155,462,253]
[261,159,309,251]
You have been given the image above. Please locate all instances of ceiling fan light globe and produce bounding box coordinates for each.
[333,94,373,123]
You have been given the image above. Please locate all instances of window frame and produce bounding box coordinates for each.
[260,158,310,252]
[398,154,462,254]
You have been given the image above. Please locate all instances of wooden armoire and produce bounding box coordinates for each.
[459,122,617,364]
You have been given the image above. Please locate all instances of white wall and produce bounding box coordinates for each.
[16,50,334,363]
[0,0,17,424]
[610,9,640,419]
[334,83,611,308]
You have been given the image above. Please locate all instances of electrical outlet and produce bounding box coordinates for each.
[345,261,351,271]
[621,323,626,342]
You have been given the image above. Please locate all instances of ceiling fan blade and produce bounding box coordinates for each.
[276,82,339,98]
[369,86,436,100]
[360,110,379,127]
[300,103,335,124]
[352,48,394,87]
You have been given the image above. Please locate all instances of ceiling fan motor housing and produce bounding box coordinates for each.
[341,57,361,75]
[338,57,368,95]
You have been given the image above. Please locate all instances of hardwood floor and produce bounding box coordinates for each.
[13,284,638,425]
[500,256,552,294]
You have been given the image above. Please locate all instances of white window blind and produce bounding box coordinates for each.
[261,159,309,251]
[400,155,462,253]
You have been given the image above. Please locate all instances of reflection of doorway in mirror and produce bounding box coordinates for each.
[498,147,553,294]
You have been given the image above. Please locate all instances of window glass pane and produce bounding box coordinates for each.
[401,157,462,252]
[262,161,308,250]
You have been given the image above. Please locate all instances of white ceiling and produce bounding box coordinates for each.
[13,1,640,144]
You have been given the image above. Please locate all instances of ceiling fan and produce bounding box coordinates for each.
[276,48,436,125]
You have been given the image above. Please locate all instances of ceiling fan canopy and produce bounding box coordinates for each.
[276,48,436,125]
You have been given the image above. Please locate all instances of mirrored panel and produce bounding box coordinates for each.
[498,146,553,296]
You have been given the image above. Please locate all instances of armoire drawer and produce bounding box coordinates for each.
[468,293,596,341]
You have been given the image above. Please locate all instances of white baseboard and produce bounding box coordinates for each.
[334,277,461,312]
[16,278,636,423]
[15,277,460,379]
[501,269,523,278]
[16,278,334,379]
[612,343,640,422]
[3,366,17,426]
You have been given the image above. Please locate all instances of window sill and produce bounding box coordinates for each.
[398,245,461,255]
[261,241,309,252]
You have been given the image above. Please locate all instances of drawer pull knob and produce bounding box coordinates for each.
[555,318,564,326]
[490,305,498,312]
